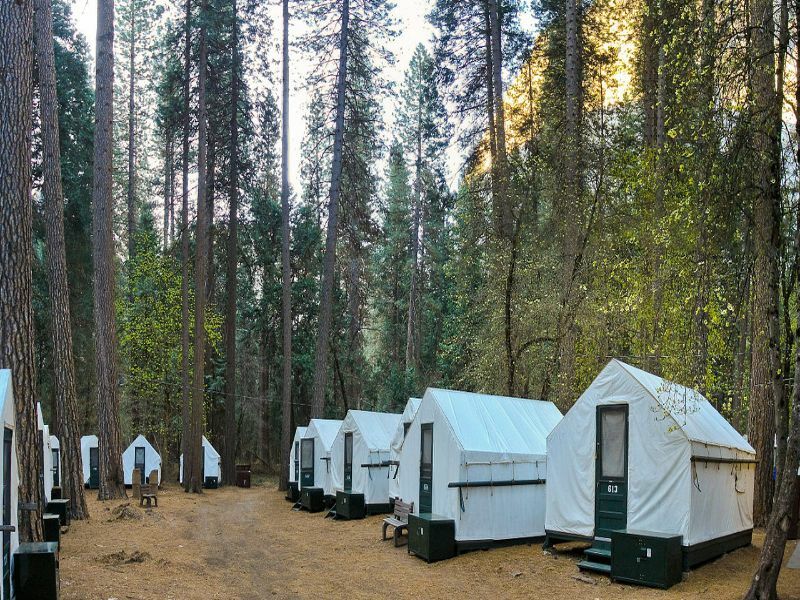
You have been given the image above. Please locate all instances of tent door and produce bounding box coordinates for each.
[3,428,11,600]
[135,447,146,484]
[293,441,300,481]
[344,432,353,492]
[300,439,314,488]
[52,448,60,487]
[419,423,433,513]
[595,405,628,547]
[89,446,99,489]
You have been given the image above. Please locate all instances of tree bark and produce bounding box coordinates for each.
[0,0,44,541]
[487,0,511,238]
[180,0,191,477]
[223,0,240,486]
[743,238,800,600]
[555,0,584,407]
[93,0,126,501]
[310,0,349,418]
[279,0,293,491]
[747,0,781,526]
[33,0,88,520]
[126,0,136,260]
[405,99,422,383]
[186,0,209,494]
[772,0,790,491]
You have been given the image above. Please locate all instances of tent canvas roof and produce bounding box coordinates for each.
[426,388,562,457]
[612,360,754,454]
[293,426,307,443]
[346,410,401,451]
[402,398,421,423]
[306,419,342,451]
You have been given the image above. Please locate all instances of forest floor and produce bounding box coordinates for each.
[59,478,800,600]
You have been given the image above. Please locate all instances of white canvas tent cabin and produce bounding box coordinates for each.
[36,403,55,502]
[397,388,562,554]
[389,398,421,502]
[49,435,60,488]
[545,359,755,573]
[0,371,20,599]
[122,434,162,486]
[286,426,307,502]
[298,419,342,511]
[330,410,402,517]
[80,434,98,488]
[179,435,221,488]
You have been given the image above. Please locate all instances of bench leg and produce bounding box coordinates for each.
[154,497,158,507]
[382,522,389,541]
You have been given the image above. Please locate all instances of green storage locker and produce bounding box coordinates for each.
[42,514,60,549]
[610,529,682,589]
[14,541,59,600]
[408,513,455,563]
[300,487,324,513]
[336,491,365,520]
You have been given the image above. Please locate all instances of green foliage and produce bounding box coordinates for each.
[118,216,222,450]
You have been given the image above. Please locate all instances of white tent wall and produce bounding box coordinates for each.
[122,434,162,485]
[37,403,55,501]
[301,419,342,495]
[545,359,754,551]
[179,436,221,484]
[399,389,560,543]
[80,434,98,484]
[289,426,307,484]
[0,371,20,573]
[330,411,401,506]
[688,442,755,546]
[50,434,60,487]
[389,398,420,500]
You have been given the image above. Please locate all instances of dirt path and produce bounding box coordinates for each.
[60,481,800,599]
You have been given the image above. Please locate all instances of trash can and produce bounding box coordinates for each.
[235,464,251,488]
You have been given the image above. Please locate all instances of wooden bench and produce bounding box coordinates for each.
[382,500,413,547]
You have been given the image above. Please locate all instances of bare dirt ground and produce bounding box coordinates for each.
[60,479,800,600]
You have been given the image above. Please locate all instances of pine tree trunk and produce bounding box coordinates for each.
[747,0,781,526]
[487,0,511,238]
[33,0,88,520]
[126,0,136,260]
[773,0,790,491]
[405,115,421,383]
[163,135,170,251]
[180,0,191,473]
[279,0,293,491]
[744,259,800,599]
[93,0,126,501]
[0,0,44,541]
[555,0,584,407]
[186,0,209,493]
[310,0,349,418]
[223,0,240,486]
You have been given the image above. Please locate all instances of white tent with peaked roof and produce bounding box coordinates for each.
[0,370,20,590]
[289,426,307,484]
[37,402,55,501]
[122,434,162,486]
[545,359,755,569]
[80,434,98,487]
[389,398,421,501]
[299,418,342,497]
[330,410,401,510]
[398,388,562,547]
[179,435,221,484]
[49,434,60,488]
